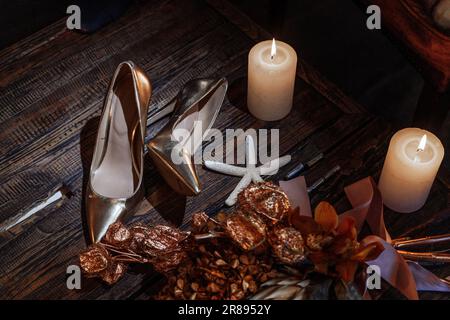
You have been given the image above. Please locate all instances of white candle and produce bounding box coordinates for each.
[247,39,297,121]
[378,128,444,213]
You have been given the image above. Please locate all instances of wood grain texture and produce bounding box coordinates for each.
[360,0,450,92]
[0,0,448,300]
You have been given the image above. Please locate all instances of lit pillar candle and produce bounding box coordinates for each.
[378,128,444,213]
[247,39,297,121]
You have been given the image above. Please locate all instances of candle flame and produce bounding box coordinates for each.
[417,134,427,152]
[271,38,277,60]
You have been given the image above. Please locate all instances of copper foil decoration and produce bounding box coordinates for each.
[104,221,132,249]
[268,225,306,265]
[79,182,303,286]
[130,224,191,257]
[191,211,210,233]
[79,222,192,283]
[79,244,111,275]
[238,182,290,223]
[79,244,128,285]
[224,211,266,250]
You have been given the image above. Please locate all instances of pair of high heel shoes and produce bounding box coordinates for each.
[86,61,227,242]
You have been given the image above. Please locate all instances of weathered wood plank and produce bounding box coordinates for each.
[0,0,447,300]
[0,7,249,221]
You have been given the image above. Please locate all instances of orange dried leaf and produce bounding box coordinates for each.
[314,201,338,232]
[351,242,384,262]
[336,216,355,234]
[289,213,321,237]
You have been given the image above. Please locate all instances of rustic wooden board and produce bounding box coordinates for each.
[0,0,448,299]
[358,0,450,92]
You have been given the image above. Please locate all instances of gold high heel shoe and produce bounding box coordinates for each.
[148,78,227,196]
[86,61,151,243]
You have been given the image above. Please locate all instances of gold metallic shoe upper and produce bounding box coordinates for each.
[86,61,151,243]
[148,78,227,196]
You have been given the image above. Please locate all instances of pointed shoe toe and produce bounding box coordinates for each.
[148,139,201,196]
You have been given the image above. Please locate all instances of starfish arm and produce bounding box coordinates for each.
[204,160,247,176]
[258,154,291,176]
[225,173,252,206]
[245,135,257,169]
[250,170,263,183]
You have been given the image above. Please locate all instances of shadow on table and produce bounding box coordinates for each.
[227,76,249,114]
[142,152,187,227]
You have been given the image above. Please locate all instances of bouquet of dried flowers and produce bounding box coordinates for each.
[79,181,384,299]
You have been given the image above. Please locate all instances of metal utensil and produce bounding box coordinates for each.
[307,165,341,193]
[285,153,324,180]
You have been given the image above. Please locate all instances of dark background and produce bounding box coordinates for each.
[0,0,448,168]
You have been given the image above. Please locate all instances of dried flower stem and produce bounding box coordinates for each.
[194,231,226,240]
[101,243,141,256]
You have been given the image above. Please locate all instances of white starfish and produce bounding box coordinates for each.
[204,135,291,206]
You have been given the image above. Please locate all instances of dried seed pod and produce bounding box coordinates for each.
[177,279,184,289]
[268,226,306,265]
[248,280,258,293]
[248,265,259,275]
[207,282,221,293]
[233,290,245,300]
[191,283,199,291]
[215,259,227,266]
[259,273,268,283]
[239,255,250,265]
[238,182,291,223]
[242,279,249,292]
[152,250,189,273]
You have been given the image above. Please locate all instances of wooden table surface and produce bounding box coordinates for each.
[0,0,448,300]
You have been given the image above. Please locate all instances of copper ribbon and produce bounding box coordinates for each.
[280,176,450,300]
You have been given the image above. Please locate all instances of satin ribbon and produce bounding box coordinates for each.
[280,176,450,300]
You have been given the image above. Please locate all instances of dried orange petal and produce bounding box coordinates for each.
[351,242,384,262]
[289,213,321,237]
[336,216,357,240]
[314,201,338,232]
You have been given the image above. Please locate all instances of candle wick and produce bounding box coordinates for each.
[414,148,423,163]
